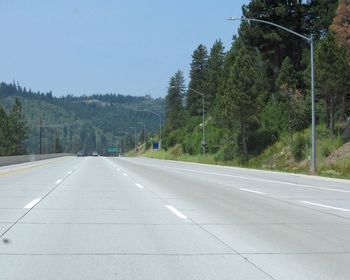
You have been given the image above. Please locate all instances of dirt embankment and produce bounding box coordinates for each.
[325,142,350,166]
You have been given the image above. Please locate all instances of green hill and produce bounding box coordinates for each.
[0,82,165,155]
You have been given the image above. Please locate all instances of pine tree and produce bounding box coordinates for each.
[240,0,307,76]
[329,0,350,123]
[307,0,339,38]
[8,98,28,155]
[315,32,349,134]
[54,137,63,153]
[0,106,10,156]
[187,44,209,116]
[165,70,186,132]
[217,39,268,160]
[330,0,350,62]
[207,40,225,111]
[276,57,308,141]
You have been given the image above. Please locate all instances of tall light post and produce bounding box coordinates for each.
[170,86,206,155]
[227,17,316,174]
[139,109,162,150]
[129,126,137,150]
[189,88,206,155]
[138,121,147,148]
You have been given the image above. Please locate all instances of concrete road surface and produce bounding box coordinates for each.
[1,156,350,279]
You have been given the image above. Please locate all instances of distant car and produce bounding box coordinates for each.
[92,151,99,157]
[77,151,85,157]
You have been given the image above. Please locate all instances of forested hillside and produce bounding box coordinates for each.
[159,0,350,176]
[0,82,164,155]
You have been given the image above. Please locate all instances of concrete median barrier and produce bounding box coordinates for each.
[0,153,72,167]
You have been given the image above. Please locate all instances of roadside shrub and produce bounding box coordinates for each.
[321,145,331,158]
[215,142,238,162]
[291,135,306,162]
[169,144,183,157]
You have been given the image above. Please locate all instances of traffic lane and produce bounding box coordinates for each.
[1,158,229,255]
[0,156,81,180]
[20,209,191,225]
[212,179,350,220]
[0,156,82,233]
[0,156,83,194]
[0,209,28,223]
[113,158,350,252]
[21,156,194,223]
[0,156,71,173]
[114,157,350,279]
[0,255,272,280]
[0,223,234,255]
[202,223,350,254]
[0,158,275,280]
[123,157,350,192]
[118,157,350,219]
[113,158,350,223]
[246,253,350,280]
[34,162,167,211]
[18,157,198,224]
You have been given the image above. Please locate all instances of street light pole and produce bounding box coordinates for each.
[169,86,206,155]
[138,122,147,149]
[139,110,162,150]
[189,88,206,155]
[310,40,316,174]
[227,17,316,174]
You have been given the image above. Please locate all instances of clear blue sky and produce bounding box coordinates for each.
[0,0,249,98]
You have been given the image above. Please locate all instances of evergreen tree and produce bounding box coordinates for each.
[165,70,186,132]
[217,39,268,160]
[0,106,9,156]
[307,0,339,38]
[315,32,349,134]
[187,44,209,116]
[276,57,309,141]
[54,136,63,153]
[139,127,146,144]
[241,0,307,76]
[329,0,350,123]
[330,0,350,62]
[207,40,225,111]
[8,98,28,155]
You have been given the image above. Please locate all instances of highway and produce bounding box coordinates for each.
[1,156,350,279]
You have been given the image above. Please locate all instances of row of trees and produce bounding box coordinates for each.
[164,0,349,162]
[1,81,164,155]
[0,98,28,156]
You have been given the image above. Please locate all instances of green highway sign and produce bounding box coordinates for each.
[107,147,118,153]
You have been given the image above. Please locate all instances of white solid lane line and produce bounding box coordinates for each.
[24,198,41,209]
[301,201,350,212]
[123,173,128,177]
[135,183,144,189]
[165,205,187,220]
[56,179,62,184]
[145,164,350,194]
[239,188,265,195]
[67,171,72,175]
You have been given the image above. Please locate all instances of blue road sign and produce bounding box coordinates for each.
[152,141,159,150]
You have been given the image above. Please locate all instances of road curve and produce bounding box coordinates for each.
[1,156,350,279]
